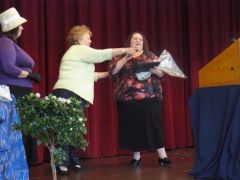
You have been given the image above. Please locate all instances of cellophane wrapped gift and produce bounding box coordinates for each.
[156,50,187,78]
[135,71,152,81]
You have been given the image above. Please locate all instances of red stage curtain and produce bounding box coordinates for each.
[1,0,240,162]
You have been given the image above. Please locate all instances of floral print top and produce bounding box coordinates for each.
[109,50,163,101]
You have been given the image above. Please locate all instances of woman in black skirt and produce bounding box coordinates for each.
[109,32,171,167]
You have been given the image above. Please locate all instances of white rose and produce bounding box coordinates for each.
[66,99,71,104]
[35,93,41,97]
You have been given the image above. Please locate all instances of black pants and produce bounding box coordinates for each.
[8,85,38,166]
[52,88,87,167]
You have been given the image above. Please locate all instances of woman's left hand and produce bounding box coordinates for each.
[150,68,164,78]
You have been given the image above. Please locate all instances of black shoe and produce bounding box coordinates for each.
[129,159,141,167]
[158,157,171,166]
[56,166,70,176]
[72,164,82,172]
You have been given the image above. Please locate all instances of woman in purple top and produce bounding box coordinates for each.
[0,7,41,166]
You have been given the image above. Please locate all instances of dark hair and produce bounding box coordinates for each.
[1,26,19,42]
[124,32,149,50]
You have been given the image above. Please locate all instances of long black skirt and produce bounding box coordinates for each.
[117,98,165,151]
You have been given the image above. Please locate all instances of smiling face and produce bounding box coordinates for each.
[130,33,144,51]
[78,32,92,46]
[67,25,92,46]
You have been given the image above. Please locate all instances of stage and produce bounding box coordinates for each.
[30,148,194,180]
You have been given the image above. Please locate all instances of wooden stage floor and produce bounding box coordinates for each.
[30,148,195,180]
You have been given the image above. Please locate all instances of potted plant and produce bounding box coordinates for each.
[14,92,88,180]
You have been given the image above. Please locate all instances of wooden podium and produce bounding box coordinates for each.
[199,39,240,88]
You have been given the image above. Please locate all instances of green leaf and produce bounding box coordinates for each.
[14,93,88,165]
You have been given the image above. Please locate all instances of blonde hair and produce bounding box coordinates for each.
[67,25,92,45]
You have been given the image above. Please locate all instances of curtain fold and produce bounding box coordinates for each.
[1,0,240,160]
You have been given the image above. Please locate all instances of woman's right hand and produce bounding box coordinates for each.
[111,54,133,75]
[123,54,133,62]
[119,54,132,65]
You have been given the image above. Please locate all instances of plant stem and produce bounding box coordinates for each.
[49,145,57,180]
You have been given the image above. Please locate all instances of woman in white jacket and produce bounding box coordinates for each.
[53,25,136,175]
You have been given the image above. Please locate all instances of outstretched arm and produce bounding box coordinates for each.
[111,48,136,57]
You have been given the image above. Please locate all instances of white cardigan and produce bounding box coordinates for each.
[53,45,112,104]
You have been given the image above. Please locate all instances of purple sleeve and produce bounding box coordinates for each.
[0,38,22,77]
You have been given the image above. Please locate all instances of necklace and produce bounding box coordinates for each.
[133,50,143,58]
